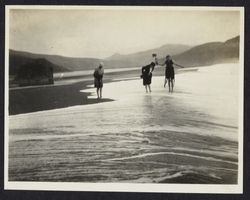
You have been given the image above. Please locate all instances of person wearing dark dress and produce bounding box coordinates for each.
[93,63,104,99]
[160,55,184,92]
[141,62,155,93]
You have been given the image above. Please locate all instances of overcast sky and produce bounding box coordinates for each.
[8,7,241,58]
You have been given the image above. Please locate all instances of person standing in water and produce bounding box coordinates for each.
[93,62,104,99]
[160,55,184,92]
[141,62,156,93]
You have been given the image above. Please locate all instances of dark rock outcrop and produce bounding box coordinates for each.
[15,58,54,86]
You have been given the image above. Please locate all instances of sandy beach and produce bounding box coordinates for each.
[8,63,240,184]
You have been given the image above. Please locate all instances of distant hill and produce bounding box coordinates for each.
[169,36,240,67]
[107,44,192,61]
[9,50,70,75]
[105,44,192,67]
[9,44,191,74]
[9,35,239,75]
[9,50,101,75]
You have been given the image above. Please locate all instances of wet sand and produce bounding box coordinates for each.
[9,68,143,115]
[8,63,240,184]
[9,66,171,115]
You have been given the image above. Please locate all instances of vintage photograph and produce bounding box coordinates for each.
[5,6,244,193]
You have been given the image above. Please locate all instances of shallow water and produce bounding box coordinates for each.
[8,63,240,183]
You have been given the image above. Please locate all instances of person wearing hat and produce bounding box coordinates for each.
[93,62,104,99]
[141,62,156,93]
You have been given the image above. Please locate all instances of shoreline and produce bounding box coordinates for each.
[8,66,165,115]
[9,78,115,115]
[8,63,230,115]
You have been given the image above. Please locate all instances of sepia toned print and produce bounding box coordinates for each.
[5,6,244,193]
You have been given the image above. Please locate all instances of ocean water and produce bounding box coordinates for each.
[8,63,240,183]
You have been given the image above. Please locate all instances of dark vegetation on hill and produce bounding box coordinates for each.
[9,50,69,75]
[13,58,55,86]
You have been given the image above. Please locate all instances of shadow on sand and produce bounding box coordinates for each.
[9,80,113,115]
